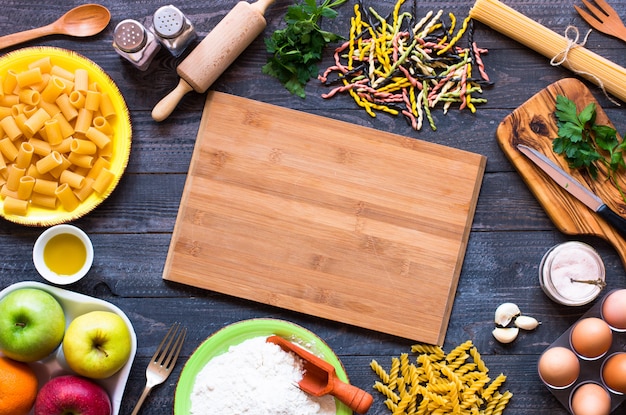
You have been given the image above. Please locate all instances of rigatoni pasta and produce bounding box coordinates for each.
[24,107,51,135]
[30,192,57,209]
[6,165,25,191]
[0,137,18,161]
[59,169,85,188]
[28,56,52,73]
[28,138,51,156]
[0,53,122,216]
[18,89,40,106]
[84,90,101,112]
[43,119,63,145]
[35,151,63,174]
[3,195,28,215]
[16,67,43,88]
[73,68,89,93]
[67,152,94,169]
[85,126,110,148]
[3,70,17,94]
[56,93,78,121]
[99,93,116,119]
[91,167,114,194]
[0,116,22,141]
[70,139,97,155]
[55,183,79,211]
[73,177,95,201]
[0,106,11,119]
[50,65,75,83]
[17,175,35,200]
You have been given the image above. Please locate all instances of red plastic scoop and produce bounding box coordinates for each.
[267,335,373,414]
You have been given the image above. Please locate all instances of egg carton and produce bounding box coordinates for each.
[539,289,626,414]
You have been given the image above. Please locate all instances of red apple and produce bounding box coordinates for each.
[34,375,112,415]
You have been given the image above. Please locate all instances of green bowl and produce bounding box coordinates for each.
[174,318,351,414]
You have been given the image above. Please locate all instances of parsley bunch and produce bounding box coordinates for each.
[262,0,347,98]
[552,95,626,202]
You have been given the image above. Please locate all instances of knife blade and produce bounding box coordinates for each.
[517,144,626,238]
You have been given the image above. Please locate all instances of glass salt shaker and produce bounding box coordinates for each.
[112,19,161,71]
[151,5,196,57]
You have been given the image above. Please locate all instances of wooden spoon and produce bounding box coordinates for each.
[267,335,374,414]
[0,4,111,50]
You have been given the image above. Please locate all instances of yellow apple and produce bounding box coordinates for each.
[63,310,132,379]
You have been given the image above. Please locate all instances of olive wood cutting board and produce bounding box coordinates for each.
[497,78,626,268]
[162,91,486,345]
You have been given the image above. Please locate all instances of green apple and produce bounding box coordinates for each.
[63,310,132,379]
[0,288,66,362]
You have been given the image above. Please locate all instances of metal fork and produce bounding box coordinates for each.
[575,0,626,42]
[130,323,187,415]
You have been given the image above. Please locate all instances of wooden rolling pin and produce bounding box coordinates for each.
[469,0,626,103]
[152,0,275,121]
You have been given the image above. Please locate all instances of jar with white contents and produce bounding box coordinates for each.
[539,241,606,306]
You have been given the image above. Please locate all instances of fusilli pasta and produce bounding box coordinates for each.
[370,340,512,415]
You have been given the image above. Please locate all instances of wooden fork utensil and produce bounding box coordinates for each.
[575,0,626,42]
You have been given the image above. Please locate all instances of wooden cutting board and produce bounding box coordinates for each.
[163,91,486,345]
[497,78,626,268]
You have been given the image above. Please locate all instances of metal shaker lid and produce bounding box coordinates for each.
[114,19,147,53]
[153,5,185,38]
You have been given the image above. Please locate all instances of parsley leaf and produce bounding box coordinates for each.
[262,0,347,98]
[552,95,626,202]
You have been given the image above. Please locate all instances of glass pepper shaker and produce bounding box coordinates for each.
[151,5,196,57]
[112,19,161,71]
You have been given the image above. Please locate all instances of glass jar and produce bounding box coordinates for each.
[539,241,605,306]
[112,19,161,71]
[151,5,196,57]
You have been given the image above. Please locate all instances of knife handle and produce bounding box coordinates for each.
[598,204,626,239]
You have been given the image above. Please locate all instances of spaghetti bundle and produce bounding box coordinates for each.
[318,0,492,131]
[469,0,626,104]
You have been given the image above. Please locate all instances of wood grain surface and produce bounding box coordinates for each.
[497,78,626,267]
[163,91,486,345]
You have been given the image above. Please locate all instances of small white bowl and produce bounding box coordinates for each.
[33,224,94,285]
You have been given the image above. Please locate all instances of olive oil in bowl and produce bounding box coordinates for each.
[33,224,94,285]
[43,233,87,276]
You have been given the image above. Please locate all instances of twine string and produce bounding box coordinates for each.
[550,25,620,106]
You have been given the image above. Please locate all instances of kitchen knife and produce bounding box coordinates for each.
[517,144,626,238]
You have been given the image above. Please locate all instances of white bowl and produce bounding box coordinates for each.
[0,281,137,415]
[33,224,94,285]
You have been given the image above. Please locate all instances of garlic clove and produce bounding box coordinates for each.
[494,302,521,327]
[515,315,541,330]
[492,327,520,344]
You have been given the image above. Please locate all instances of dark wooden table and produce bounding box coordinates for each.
[2,0,626,414]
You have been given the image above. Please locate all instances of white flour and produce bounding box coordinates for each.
[189,336,337,415]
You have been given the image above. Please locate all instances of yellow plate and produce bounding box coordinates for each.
[0,47,131,226]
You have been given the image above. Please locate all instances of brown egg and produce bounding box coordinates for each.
[602,353,626,393]
[538,346,580,388]
[570,317,612,359]
[570,383,611,415]
[602,289,626,330]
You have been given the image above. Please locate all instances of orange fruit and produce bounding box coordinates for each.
[0,356,38,415]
